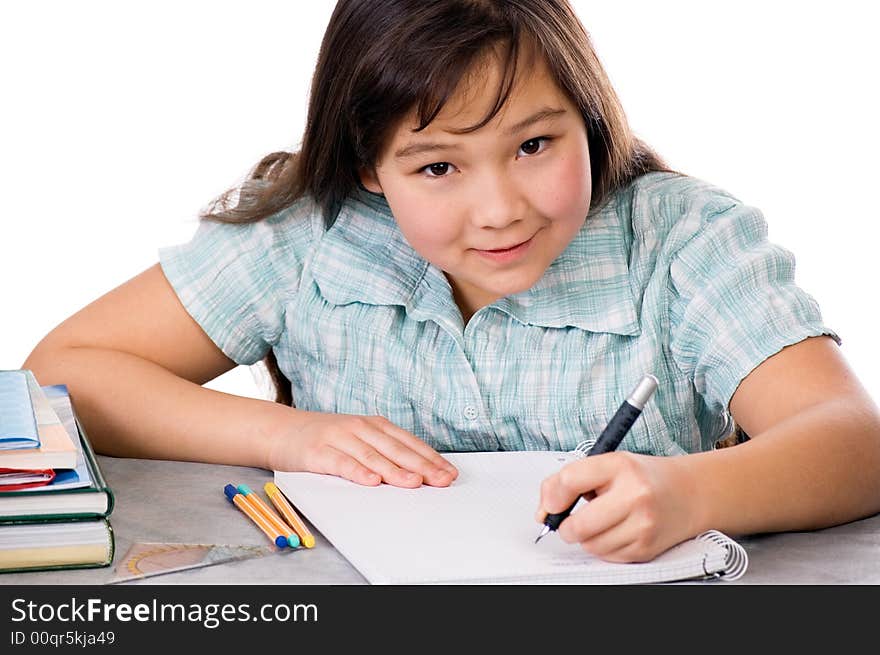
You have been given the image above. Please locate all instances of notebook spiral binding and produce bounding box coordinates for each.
[696,530,748,580]
[571,438,597,458]
[571,439,748,581]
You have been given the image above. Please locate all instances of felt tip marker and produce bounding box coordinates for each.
[224,483,289,548]
[236,484,300,548]
[265,482,317,549]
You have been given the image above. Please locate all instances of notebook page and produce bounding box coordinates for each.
[274,451,735,584]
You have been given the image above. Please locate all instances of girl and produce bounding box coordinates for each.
[24,0,880,563]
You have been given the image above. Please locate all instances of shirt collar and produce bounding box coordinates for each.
[310,188,640,337]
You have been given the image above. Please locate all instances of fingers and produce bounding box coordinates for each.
[377,418,459,483]
[535,455,615,521]
[353,418,455,487]
[308,416,456,488]
[572,514,664,563]
[314,445,383,487]
[555,491,629,546]
[534,452,684,563]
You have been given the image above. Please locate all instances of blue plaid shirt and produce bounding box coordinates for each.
[159,172,837,455]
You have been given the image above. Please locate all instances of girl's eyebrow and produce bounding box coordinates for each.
[394,140,459,161]
[393,106,567,161]
[503,106,566,136]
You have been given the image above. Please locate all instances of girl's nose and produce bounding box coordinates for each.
[469,172,526,230]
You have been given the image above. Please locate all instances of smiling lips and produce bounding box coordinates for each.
[488,240,527,252]
[473,235,534,262]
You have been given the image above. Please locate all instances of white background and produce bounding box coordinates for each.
[2,1,878,404]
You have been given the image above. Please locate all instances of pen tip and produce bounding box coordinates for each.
[534,525,550,544]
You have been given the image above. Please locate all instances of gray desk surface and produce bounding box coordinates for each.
[4,455,880,585]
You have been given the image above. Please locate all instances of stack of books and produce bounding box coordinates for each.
[0,369,114,573]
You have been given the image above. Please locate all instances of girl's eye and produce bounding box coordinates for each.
[518,137,550,157]
[421,162,455,177]
[418,138,550,177]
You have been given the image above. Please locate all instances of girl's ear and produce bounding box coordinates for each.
[358,167,384,195]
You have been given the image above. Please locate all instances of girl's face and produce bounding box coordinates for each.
[360,53,592,321]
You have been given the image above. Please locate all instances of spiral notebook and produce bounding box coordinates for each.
[274,444,748,585]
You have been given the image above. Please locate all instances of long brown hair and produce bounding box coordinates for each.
[201,0,670,404]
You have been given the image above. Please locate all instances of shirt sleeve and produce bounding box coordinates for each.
[158,211,312,365]
[668,200,840,415]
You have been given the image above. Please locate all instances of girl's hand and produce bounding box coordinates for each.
[535,451,699,562]
[268,410,459,488]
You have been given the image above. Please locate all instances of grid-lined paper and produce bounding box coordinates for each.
[275,451,745,584]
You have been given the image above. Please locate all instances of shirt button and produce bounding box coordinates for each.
[463,406,479,420]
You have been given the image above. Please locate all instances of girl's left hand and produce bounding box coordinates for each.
[535,451,700,562]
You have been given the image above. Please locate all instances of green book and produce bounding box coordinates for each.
[0,385,114,573]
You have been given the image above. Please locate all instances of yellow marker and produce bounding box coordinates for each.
[264,482,316,548]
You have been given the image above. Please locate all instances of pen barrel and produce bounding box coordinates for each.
[245,494,297,546]
[544,511,568,531]
[588,401,642,456]
[271,494,303,531]
[233,495,284,545]
[265,482,316,546]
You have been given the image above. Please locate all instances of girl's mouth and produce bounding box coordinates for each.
[473,236,534,263]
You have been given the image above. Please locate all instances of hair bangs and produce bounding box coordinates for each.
[413,31,524,135]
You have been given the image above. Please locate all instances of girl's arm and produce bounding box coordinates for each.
[24,264,261,464]
[537,335,880,561]
[690,334,880,534]
[23,264,456,487]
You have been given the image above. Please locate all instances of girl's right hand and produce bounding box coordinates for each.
[267,411,459,488]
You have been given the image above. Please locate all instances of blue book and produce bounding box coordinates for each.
[0,370,40,450]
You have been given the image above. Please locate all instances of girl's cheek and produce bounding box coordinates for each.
[534,154,592,223]
[393,196,461,254]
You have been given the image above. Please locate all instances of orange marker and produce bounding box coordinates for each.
[264,482,316,548]
[237,484,300,548]
[224,484,288,548]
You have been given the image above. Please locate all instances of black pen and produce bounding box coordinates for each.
[535,373,659,544]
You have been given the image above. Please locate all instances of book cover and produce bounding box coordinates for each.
[0,519,114,573]
[0,468,56,490]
